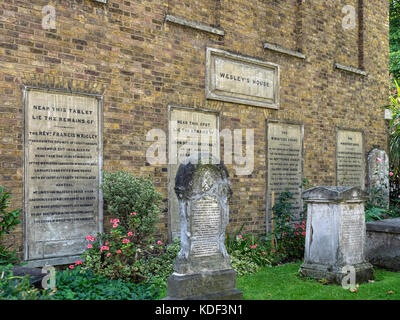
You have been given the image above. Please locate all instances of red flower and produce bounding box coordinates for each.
[122,239,130,244]
[295,232,299,236]
[127,232,133,236]
[75,260,83,265]
[301,232,306,236]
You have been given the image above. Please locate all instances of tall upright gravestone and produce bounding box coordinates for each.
[165,153,242,300]
[367,148,389,209]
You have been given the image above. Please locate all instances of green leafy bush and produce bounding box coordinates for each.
[101,171,162,240]
[0,265,40,300]
[0,186,21,265]
[44,265,159,300]
[79,171,164,282]
[140,238,180,288]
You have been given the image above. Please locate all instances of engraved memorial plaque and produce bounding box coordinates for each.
[267,121,303,230]
[206,47,280,109]
[336,129,365,189]
[168,106,219,240]
[24,89,102,262]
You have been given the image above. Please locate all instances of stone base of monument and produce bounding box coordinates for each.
[299,262,374,285]
[164,269,242,300]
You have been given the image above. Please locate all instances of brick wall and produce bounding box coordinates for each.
[0,0,390,257]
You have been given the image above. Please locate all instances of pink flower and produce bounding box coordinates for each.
[69,265,74,269]
[75,260,83,265]
[113,219,120,224]
[113,223,119,228]
[130,212,137,216]
[377,157,382,163]
[106,253,111,257]
[301,232,306,236]
[295,232,299,236]
[87,244,93,249]
[127,232,133,236]
[390,172,394,177]
[122,239,130,244]
[105,242,109,245]
[302,221,306,224]
[156,240,163,245]
[86,235,94,241]
[100,245,109,251]
[238,235,242,239]
[261,252,266,255]
[116,250,121,254]
[110,219,113,223]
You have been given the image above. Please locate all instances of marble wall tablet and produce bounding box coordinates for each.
[206,47,280,109]
[266,121,303,231]
[336,128,365,189]
[24,88,103,265]
[168,106,219,240]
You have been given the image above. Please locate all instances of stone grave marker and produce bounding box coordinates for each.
[165,153,242,300]
[299,186,374,284]
[367,148,389,209]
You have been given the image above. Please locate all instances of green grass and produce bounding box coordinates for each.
[237,262,400,300]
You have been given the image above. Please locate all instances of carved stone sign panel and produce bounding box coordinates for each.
[168,106,219,240]
[24,88,102,263]
[266,121,303,231]
[336,129,365,189]
[206,47,280,109]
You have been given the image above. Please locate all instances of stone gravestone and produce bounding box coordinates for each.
[367,148,389,209]
[299,186,374,284]
[165,153,242,300]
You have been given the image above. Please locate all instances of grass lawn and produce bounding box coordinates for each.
[237,262,400,300]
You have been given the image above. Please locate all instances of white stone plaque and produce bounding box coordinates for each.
[267,121,303,229]
[24,89,102,262]
[168,106,219,239]
[336,129,365,189]
[206,47,280,109]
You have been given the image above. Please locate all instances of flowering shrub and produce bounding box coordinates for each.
[80,217,165,282]
[101,171,162,241]
[278,221,306,260]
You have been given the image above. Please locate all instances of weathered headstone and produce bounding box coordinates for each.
[165,153,242,300]
[336,129,365,189]
[367,148,389,208]
[266,120,303,232]
[299,186,374,284]
[24,88,103,266]
[168,106,219,240]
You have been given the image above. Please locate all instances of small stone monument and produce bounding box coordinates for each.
[367,148,389,209]
[299,186,374,284]
[165,153,242,300]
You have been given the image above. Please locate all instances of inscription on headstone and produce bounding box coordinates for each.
[191,196,220,257]
[336,129,365,189]
[206,47,280,109]
[267,121,303,229]
[168,106,219,240]
[24,89,102,263]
